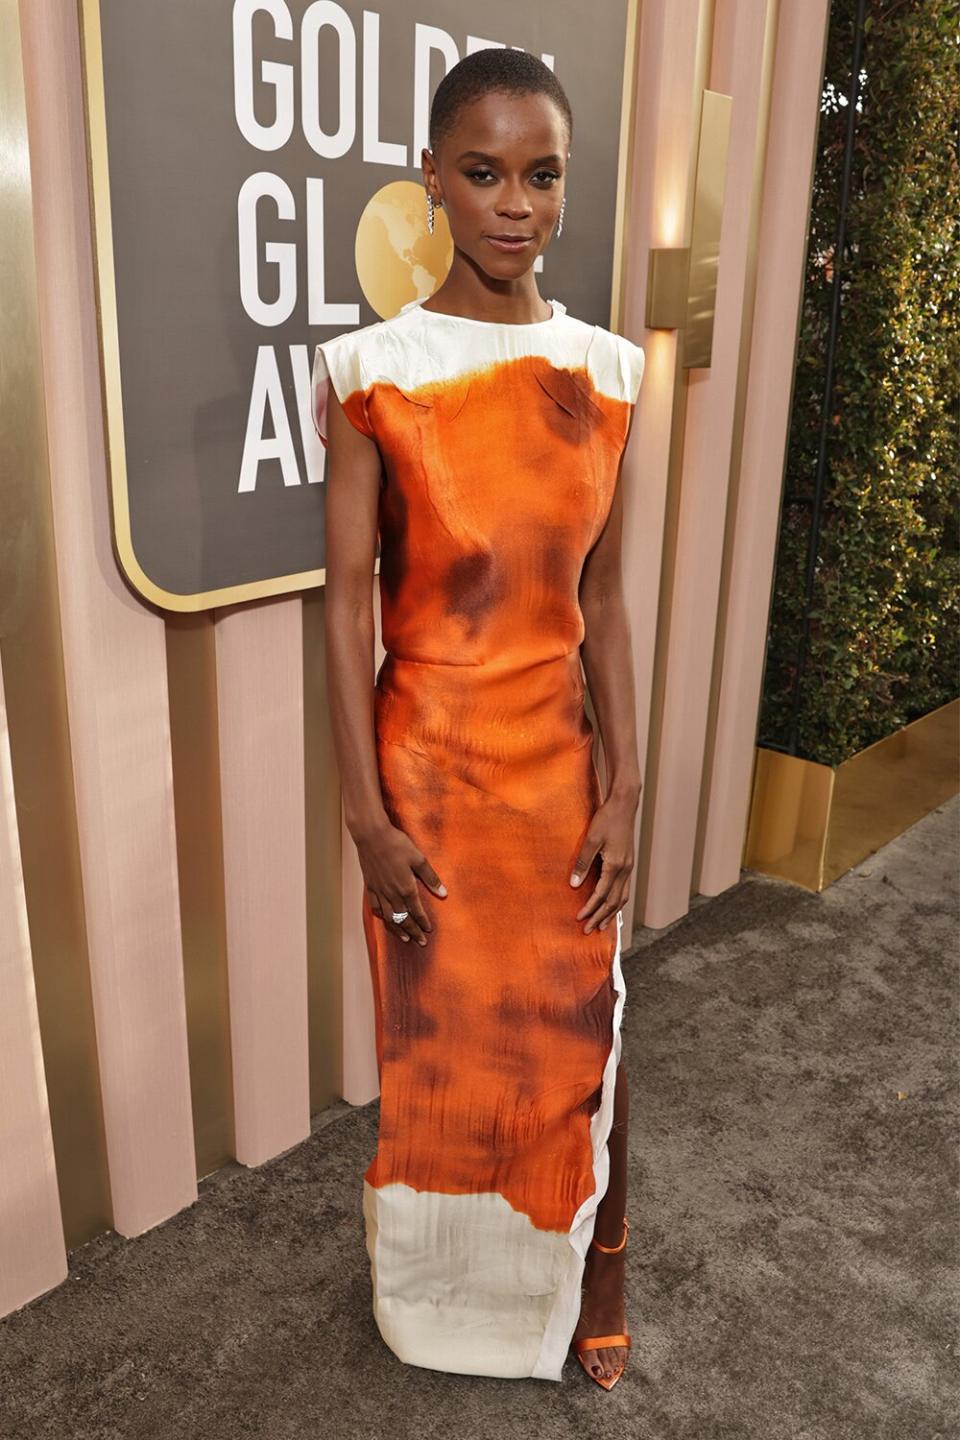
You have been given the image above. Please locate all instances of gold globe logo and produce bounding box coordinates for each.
[355,181,453,320]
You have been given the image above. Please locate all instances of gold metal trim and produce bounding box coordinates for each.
[645,88,732,367]
[77,0,326,613]
[744,700,960,892]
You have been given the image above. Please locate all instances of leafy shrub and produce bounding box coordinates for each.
[760,0,959,765]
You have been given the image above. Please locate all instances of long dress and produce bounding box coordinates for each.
[312,295,645,1382]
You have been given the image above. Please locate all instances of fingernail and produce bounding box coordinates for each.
[437,884,447,896]
[401,934,409,942]
[570,873,582,886]
[419,938,426,946]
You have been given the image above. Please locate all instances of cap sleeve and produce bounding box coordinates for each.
[311,333,375,449]
[616,334,646,406]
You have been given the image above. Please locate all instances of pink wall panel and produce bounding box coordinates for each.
[638,0,778,929]
[215,602,311,1163]
[697,0,832,895]
[20,0,197,1235]
[618,0,711,937]
[0,661,67,1314]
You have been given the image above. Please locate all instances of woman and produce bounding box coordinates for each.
[312,47,644,1390]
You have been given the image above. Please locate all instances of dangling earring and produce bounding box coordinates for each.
[426,193,436,234]
[557,196,566,237]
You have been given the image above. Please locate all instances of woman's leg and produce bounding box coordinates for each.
[573,1055,630,1380]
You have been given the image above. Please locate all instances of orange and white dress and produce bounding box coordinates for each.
[312,296,645,1381]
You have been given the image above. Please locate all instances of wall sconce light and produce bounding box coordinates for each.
[645,89,732,369]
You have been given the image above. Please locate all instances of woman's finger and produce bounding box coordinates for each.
[369,886,411,941]
[411,855,447,897]
[597,875,632,931]
[576,852,621,922]
[576,882,609,923]
[387,885,430,945]
[582,866,629,932]
[598,891,627,931]
[570,838,602,888]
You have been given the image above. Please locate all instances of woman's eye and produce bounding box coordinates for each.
[465,168,561,186]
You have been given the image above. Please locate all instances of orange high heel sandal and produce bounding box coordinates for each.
[572,1217,631,1390]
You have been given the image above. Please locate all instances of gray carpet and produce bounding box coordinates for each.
[2,799,957,1440]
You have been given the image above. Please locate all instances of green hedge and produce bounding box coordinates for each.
[759,0,958,766]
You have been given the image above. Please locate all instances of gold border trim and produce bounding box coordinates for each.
[610,0,641,332]
[77,0,326,614]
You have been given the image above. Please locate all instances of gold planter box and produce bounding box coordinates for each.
[744,699,960,892]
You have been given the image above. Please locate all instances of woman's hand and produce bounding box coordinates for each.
[569,790,640,934]
[355,818,446,946]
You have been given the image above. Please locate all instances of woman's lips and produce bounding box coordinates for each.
[484,235,535,252]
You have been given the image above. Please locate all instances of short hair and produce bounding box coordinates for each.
[429,49,573,156]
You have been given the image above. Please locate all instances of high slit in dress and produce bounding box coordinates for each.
[312,296,645,1381]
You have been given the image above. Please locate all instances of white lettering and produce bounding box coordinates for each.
[362,10,406,166]
[233,0,294,151]
[301,2,356,158]
[306,178,360,326]
[239,345,302,492]
[412,25,458,165]
[238,172,297,326]
[290,344,326,483]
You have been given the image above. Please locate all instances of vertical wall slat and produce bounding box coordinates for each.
[1,0,112,1261]
[636,0,779,929]
[303,586,348,1114]
[696,0,832,894]
[0,663,67,1314]
[20,0,197,1235]
[165,614,236,1177]
[215,601,311,1164]
[618,0,712,938]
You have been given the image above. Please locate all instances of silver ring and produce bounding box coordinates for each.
[391,910,409,924]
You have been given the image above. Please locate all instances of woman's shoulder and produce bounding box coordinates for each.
[313,302,645,406]
[580,322,646,406]
[312,302,429,380]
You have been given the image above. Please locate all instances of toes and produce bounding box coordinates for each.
[599,1344,626,1380]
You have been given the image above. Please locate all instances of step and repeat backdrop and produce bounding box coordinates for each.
[82,0,632,609]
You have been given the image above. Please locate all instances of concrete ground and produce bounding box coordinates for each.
[1,798,957,1440]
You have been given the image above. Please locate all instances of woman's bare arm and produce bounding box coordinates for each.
[323,387,445,944]
[323,384,389,841]
[571,416,642,929]
[578,466,642,802]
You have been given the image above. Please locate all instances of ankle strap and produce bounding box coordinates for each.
[591,1217,629,1253]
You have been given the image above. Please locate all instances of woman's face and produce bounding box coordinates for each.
[425,90,569,278]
